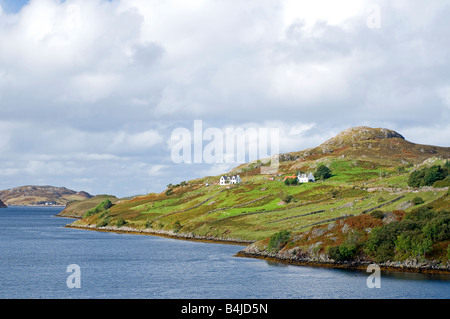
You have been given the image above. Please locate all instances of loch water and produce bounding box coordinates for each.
[0,206,448,299]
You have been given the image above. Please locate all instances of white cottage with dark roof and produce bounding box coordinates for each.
[220,175,242,185]
[298,172,315,183]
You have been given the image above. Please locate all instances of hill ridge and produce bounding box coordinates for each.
[0,185,93,206]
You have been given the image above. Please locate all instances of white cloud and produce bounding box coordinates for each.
[112,130,163,152]
[146,164,168,177]
[0,0,449,197]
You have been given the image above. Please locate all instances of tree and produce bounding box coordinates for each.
[314,165,332,180]
[423,165,446,186]
[284,177,297,186]
[408,165,447,187]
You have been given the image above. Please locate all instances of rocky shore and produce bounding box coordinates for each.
[237,242,450,274]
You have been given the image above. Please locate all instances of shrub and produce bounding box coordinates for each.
[284,178,297,186]
[370,210,385,219]
[116,218,127,227]
[328,243,357,261]
[268,230,291,252]
[96,219,109,228]
[433,176,450,188]
[99,199,113,210]
[145,220,153,228]
[412,197,424,205]
[173,220,183,233]
[83,199,114,218]
[327,246,341,261]
[280,192,293,203]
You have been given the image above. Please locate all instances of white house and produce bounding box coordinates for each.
[298,172,315,183]
[220,175,242,185]
[231,175,242,184]
[219,175,228,185]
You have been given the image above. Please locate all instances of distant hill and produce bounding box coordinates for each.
[0,186,93,206]
[0,199,6,208]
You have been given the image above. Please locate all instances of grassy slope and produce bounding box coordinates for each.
[59,195,119,217]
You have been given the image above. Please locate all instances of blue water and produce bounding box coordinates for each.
[0,206,448,299]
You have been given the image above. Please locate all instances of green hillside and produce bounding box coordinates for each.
[66,126,450,270]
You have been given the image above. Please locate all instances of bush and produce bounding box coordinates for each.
[280,192,293,203]
[96,219,109,228]
[173,220,183,233]
[328,243,357,261]
[433,176,450,188]
[412,197,424,205]
[145,220,153,228]
[268,230,291,252]
[284,178,298,186]
[116,218,127,227]
[370,210,385,219]
[83,199,114,218]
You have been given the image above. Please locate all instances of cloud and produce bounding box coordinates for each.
[0,0,449,196]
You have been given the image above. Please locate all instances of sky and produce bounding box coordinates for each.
[0,0,449,198]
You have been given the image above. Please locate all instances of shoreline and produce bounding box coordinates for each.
[66,223,450,276]
[65,224,252,246]
[235,251,450,276]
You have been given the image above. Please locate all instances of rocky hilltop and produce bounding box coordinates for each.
[321,126,405,146]
[232,126,450,175]
[0,185,92,206]
[297,126,447,161]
